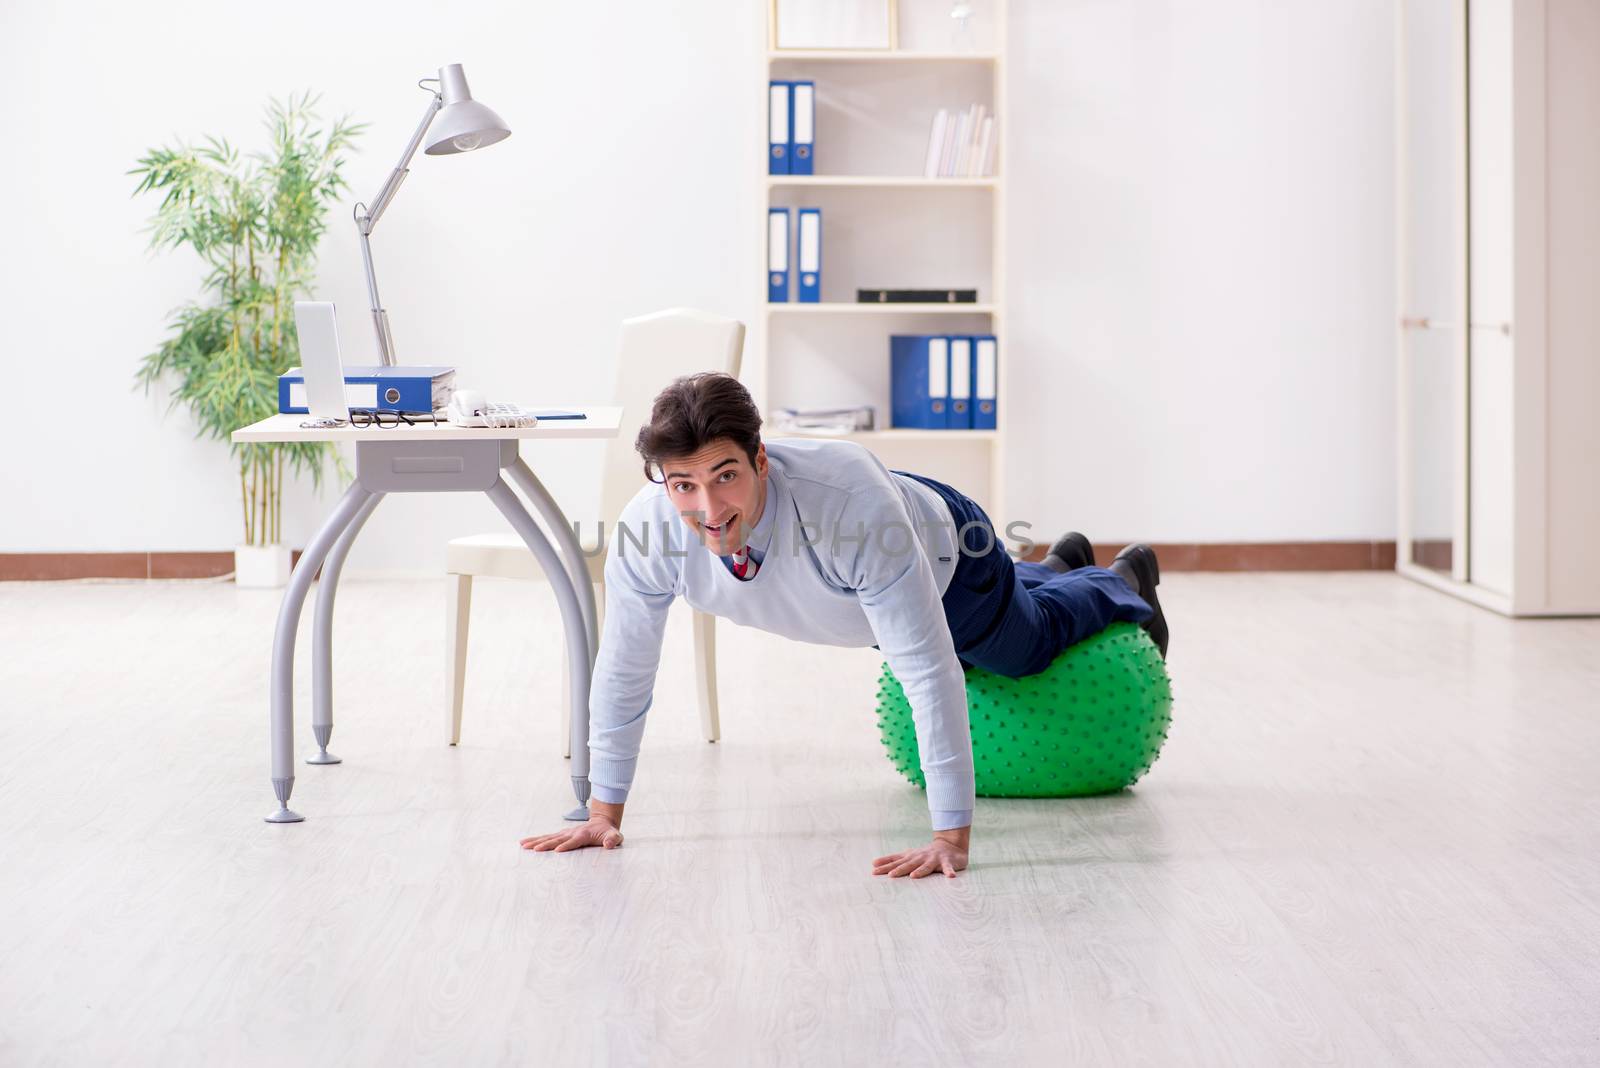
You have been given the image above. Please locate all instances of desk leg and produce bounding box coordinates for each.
[484,477,592,822]
[308,492,386,766]
[266,481,374,824]
[505,458,599,667]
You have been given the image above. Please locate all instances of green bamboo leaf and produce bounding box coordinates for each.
[133,92,363,542]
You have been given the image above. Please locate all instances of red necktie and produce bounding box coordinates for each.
[731,545,759,581]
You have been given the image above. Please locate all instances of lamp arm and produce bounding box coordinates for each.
[354,91,443,366]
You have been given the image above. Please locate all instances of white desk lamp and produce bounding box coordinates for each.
[355,63,510,366]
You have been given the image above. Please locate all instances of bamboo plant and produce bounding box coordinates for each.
[131,93,365,547]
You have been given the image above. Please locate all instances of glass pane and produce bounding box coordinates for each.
[1400,0,1467,575]
[1406,328,1458,572]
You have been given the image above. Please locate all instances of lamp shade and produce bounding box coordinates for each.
[424,63,511,155]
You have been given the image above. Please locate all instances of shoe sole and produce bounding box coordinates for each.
[1115,543,1167,659]
[1116,543,1160,588]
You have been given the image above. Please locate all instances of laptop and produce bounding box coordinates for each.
[292,301,351,425]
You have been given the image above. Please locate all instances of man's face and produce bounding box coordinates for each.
[658,438,768,556]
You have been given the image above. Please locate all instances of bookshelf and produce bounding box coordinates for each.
[757,0,1009,519]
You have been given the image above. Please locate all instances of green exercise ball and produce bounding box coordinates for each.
[875,622,1174,798]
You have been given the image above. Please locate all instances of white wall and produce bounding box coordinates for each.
[1005,0,1397,543]
[0,0,765,575]
[0,0,1396,574]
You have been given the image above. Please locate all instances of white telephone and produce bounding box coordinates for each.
[444,389,539,428]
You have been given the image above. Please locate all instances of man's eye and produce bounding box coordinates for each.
[719,471,736,482]
[673,482,692,493]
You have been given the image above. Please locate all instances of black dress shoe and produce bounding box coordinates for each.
[1109,543,1168,659]
[1041,531,1095,573]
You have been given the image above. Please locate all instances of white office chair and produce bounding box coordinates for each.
[446,308,746,754]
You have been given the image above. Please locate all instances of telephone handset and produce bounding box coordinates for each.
[444,389,539,428]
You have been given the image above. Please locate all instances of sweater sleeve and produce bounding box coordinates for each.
[833,489,976,823]
[586,506,678,805]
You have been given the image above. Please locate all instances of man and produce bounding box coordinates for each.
[520,373,1166,879]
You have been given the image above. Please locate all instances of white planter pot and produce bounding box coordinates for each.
[235,543,293,588]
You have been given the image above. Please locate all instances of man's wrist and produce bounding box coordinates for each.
[933,825,970,850]
[590,799,625,829]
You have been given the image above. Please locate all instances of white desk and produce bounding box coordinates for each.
[232,408,623,824]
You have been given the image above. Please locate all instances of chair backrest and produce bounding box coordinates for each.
[600,308,746,525]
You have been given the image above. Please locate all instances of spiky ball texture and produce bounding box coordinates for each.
[875,622,1174,798]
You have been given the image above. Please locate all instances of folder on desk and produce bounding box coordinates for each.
[278,365,456,414]
[790,80,814,175]
[797,207,821,303]
[768,207,790,302]
[768,81,791,175]
[890,335,949,429]
[973,335,998,429]
[947,336,972,428]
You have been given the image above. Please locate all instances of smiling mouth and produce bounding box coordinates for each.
[703,514,737,537]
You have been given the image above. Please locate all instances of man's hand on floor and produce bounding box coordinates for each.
[872,827,970,879]
[521,799,626,853]
[520,816,622,852]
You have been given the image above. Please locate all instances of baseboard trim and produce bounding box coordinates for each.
[0,550,312,582]
[3,542,1398,581]
[1019,540,1398,572]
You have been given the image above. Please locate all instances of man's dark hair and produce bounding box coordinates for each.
[635,372,764,481]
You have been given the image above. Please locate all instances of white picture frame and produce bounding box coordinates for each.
[772,0,898,51]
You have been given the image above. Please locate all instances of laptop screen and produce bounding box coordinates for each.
[293,301,349,421]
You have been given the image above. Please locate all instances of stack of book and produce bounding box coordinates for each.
[768,405,876,435]
[923,105,996,179]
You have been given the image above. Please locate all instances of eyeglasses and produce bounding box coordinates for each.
[348,409,446,429]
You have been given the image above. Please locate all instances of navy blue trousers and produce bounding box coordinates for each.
[895,471,1153,679]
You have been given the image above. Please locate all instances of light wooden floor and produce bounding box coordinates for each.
[0,572,1596,1066]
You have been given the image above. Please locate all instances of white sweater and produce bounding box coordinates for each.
[586,438,977,829]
